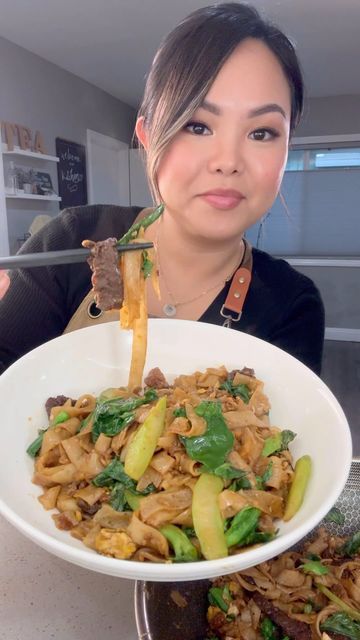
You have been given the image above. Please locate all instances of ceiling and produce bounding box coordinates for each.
[0,0,359,107]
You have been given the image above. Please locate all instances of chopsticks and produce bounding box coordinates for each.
[0,242,154,270]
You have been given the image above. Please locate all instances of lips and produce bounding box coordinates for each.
[199,189,245,210]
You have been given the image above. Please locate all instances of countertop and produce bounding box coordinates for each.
[0,515,138,640]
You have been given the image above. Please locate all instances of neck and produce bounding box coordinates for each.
[151,210,244,284]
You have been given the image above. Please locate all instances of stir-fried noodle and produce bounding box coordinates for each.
[29,365,303,562]
[207,528,360,639]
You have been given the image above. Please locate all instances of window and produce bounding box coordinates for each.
[286,147,360,171]
[245,141,360,256]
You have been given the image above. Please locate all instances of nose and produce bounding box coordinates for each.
[207,136,245,176]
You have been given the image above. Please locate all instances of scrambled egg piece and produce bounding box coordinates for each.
[95,528,136,559]
[207,605,219,622]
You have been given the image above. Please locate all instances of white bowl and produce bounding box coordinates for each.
[0,320,352,581]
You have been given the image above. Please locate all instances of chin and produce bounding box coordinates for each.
[194,224,244,244]
[201,212,247,237]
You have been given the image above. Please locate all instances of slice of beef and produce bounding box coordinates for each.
[252,592,311,640]
[82,238,123,311]
[76,499,102,516]
[45,395,74,418]
[144,367,169,389]
[229,367,255,380]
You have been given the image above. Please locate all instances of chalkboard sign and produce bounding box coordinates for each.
[55,138,88,209]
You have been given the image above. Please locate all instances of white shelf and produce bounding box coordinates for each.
[2,144,59,163]
[6,193,61,202]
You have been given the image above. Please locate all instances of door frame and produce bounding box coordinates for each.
[86,129,129,205]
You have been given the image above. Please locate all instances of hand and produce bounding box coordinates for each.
[0,270,10,299]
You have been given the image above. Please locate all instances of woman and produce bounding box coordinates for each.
[0,3,324,376]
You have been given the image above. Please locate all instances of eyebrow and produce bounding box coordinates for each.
[200,99,287,119]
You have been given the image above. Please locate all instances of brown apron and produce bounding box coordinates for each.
[63,289,119,334]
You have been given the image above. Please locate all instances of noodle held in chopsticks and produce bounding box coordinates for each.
[83,204,163,390]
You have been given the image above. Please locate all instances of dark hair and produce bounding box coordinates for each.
[137,2,304,201]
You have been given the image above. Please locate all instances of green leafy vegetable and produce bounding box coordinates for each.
[317,585,360,621]
[117,203,164,245]
[220,378,250,403]
[91,388,157,442]
[141,250,153,278]
[173,407,187,418]
[202,462,250,483]
[303,603,313,614]
[201,462,252,489]
[338,531,360,557]
[92,458,136,488]
[182,526,196,538]
[225,506,261,548]
[300,560,329,575]
[281,430,297,449]
[242,530,276,546]
[98,410,135,438]
[181,401,234,470]
[51,410,70,425]
[26,430,47,458]
[110,483,129,511]
[260,617,278,640]
[324,506,345,525]
[26,410,70,458]
[160,524,198,562]
[307,553,320,561]
[320,613,360,640]
[79,412,93,432]
[256,461,273,489]
[208,586,232,613]
[229,475,252,491]
[262,430,296,457]
[92,458,155,512]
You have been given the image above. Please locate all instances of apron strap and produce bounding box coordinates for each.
[220,238,253,327]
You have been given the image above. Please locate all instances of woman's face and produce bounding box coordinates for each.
[153,38,292,243]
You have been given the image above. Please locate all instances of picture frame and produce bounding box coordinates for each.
[32,171,55,195]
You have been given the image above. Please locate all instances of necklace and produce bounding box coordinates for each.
[154,221,244,317]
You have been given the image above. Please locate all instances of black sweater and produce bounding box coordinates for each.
[0,205,325,375]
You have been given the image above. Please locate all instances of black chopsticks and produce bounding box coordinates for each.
[0,242,153,270]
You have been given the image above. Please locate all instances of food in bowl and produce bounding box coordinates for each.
[0,319,352,581]
[28,363,311,563]
[206,526,360,640]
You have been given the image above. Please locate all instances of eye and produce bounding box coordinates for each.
[250,128,280,142]
[185,121,211,136]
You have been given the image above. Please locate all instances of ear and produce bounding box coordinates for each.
[135,116,149,150]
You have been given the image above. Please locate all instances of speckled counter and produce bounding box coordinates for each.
[0,515,138,640]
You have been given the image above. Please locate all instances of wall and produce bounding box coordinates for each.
[0,36,136,253]
[297,95,360,137]
[294,264,360,332]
